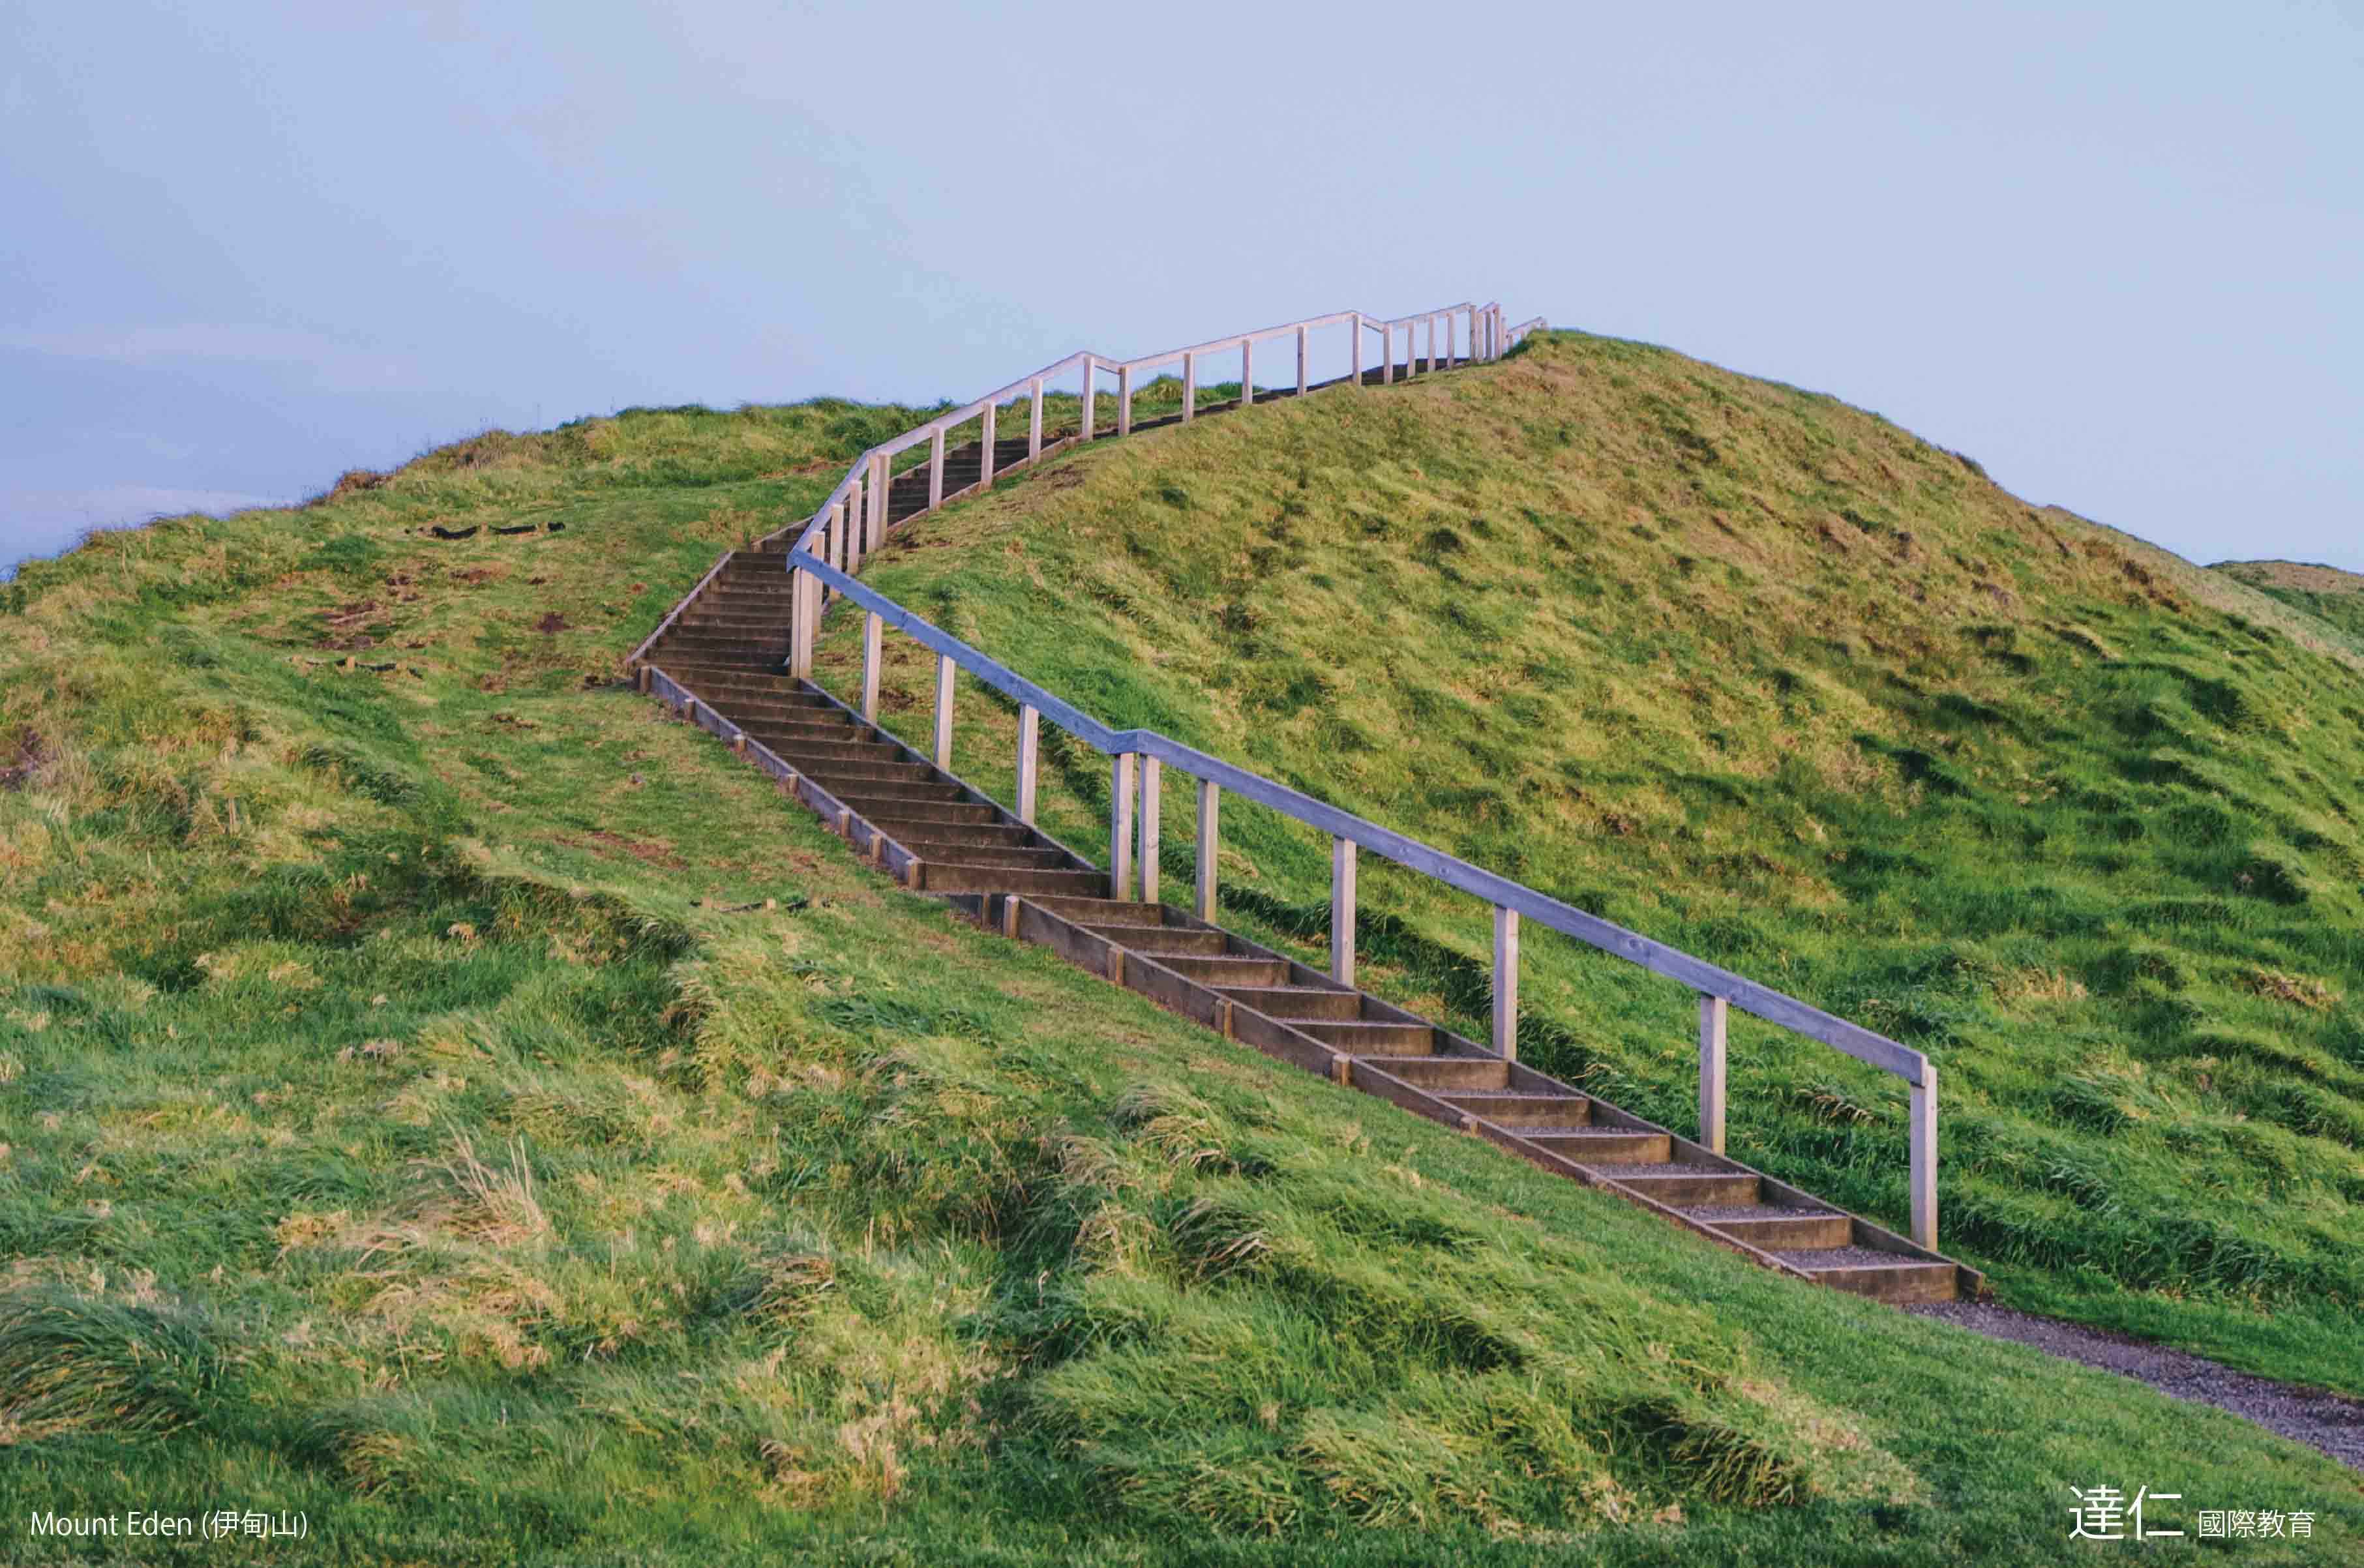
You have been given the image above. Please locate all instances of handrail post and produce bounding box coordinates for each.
[842,491,861,576]
[927,426,946,510]
[1330,836,1356,986]
[1016,703,1040,824]
[1699,994,1728,1154]
[1195,778,1219,921]
[1350,316,1363,385]
[1240,337,1253,406]
[1137,755,1160,904]
[933,653,955,770]
[1295,324,1308,395]
[1117,363,1133,437]
[790,566,815,677]
[980,400,996,488]
[861,612,882,722]
[1384,323,1396,384]
[1422,315,1434,374]
[1182,351,1196,423]
[1110,753,1135,899]
[1444,310,1456,368]
[868,451,888,549]
[1911,1066,1938,1250]
[1028,377,1044,458]
[820,514,836,605]
[1080,357,1096,441]
[1493,906,1518,1061]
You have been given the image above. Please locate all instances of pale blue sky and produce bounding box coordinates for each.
[5,1,2359,577]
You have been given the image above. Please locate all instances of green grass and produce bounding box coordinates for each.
[1,381,2357,1565]
[2213,558,2364,647]
[826,331,2364,1398]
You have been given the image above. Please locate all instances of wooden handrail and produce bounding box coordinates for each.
[790,553,1927,1089]
[736,299,1503,552]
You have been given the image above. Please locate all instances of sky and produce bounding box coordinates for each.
[4,1,2359,578]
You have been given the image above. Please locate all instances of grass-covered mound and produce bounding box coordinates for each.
[830,332,2364,1395]
[2215,559,2364,647]
[1,385,2356,1567]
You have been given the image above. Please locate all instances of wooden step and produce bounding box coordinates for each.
[1357,1054,1508,1091]
[871,820,1034,849]
[920,863,1109,897]
[661,624,785,645]
[1144,954,1288,986]
[1272,1018,1431,1053]
[1218,984,1357,1019]
[793,760,943,787]
[1602,1166,1760,1206]
[686,593,795,612]
[895,840,1072,870]
[736,720,872,750]
[711,702,856,730]
[656,665,813,694]
[659,643,787,665]
[1521,1128,1673,1163]
[1021,895,1170,923]
[1780,1249,1957,1304]
[1444,1092,1592,1129]
[680,610,791,630]
[744,736,908,767]
[1690,1209,1851,1249]
[843,799,1002,827]
[1087,924,1229,956]
[822,780,968,804]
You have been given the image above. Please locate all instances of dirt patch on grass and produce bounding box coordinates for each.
[554,830,685,869]
[1912,1302,2364,1472]
[310,469,387,505]
[0,733,44,790]
[534,612,569,634]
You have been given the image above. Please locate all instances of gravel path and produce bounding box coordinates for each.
[1911,1301,2364,1473]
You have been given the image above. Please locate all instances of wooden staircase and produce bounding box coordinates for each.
[634,311,1981,1307]
[638,567,1979,1305]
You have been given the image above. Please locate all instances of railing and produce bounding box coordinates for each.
[756,301,1941,1252]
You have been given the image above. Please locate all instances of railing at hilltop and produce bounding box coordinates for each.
[691,301,1941,1251]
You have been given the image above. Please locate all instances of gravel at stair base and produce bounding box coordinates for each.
[1911,1301,2364,1472]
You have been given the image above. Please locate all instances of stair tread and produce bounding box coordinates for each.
[1679,1204,1834,1222]
[1776,1247,1944,1271]
[1598,1162,1745,1179]
[1445,1091,1585,1105]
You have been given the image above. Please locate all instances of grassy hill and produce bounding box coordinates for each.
[0,371,2357,1566]
[2213,558,2364,646]
[830,331,2364,1398]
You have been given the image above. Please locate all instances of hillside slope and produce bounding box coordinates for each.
[831,331,2364,1395]
[2214,558,2364,647]
[1,383,2357,1566]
